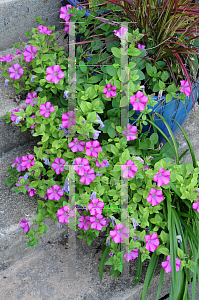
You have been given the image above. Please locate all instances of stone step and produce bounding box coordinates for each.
[0,29,67,156]
[0,0,64,51]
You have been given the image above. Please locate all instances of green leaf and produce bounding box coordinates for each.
[156,245,170,256]
[99,246,111,280]
[146,63,157,76]
[27,229,36,237]
[98,53,109,62]
[88,74,102,84]
[34,67,44,73]
[42,134,49,142]
[172,119,196,168]
[51,87,57,94]
[107,126,116,138]
[111,47,121,58]
[177,248,184,259]
[129,46,141,56]
[140,251,159,299]
[161,71,169,82]
[88,54,99,64]
[134,250,142,286]
[13,82,19,89]
[80,101,89,114]
[136,69,145,80]
[160,230,169,243]
[167,82,177,93]
[149,133,158,145]
[159,80,165,90]
[86,111,96,123]
[106,66,117,77]
[111,144,119,156]
[139,139,151,150]
[35,213,42,223]
[166,94,173,103]
[79,61,88,74]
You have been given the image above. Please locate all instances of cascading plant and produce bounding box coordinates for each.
[1,6,199,300]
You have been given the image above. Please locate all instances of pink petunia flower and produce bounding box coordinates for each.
[16,49,22,55]
[23,45,38,63]
[9,63,24,80]
[68,138,85,152]
[62,111,77,128]
[192,198,199,213]
[114,27,128,39]
[0,54,14,62]
[64,20,73,34]
[57,205,74,223]
[10,107,25,122]
[47,185,64,201]
[73,157,90,176]
[85,141,103,158]
[28,188,36,196]
[153,167,170,187]
[103,83,117,98]
[124,249,139,262]
[110,223,130,243]
[20,218,31,233]
[38,25,52,36]
[79,168,96,185]
[30,115,37,129]
[60,5,73,21]
[161,255,181,273]
[122,124,137,141]
[146,188,164,206]
[138,44,148,55]
[78,215,90,231]
[180,80,191,97]
[130,91,148,111]
[25,92,37,106]
[12,156,27,172]
[95,159,108,168]
[51,157,66,175]
[46,65,65,84]
[87,198,104,215]
[121,160,138,178]
[90,213,107,231]
[21,155,35,169]
[145,233,160,252]
[39,102,55,118]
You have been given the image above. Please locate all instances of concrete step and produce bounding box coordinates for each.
[0,29,67,156]
[0,0,65,51]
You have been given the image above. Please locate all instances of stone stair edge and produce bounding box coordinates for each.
[0,0,64,52]
[0,29,67,156]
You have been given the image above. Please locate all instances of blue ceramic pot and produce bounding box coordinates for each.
[129,79,199,145]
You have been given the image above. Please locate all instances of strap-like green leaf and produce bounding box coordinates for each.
[140,251,159,300]
[134,249,142,287]
[172,119,197,168]
[99,246,111,280]
[155,112,180,164]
